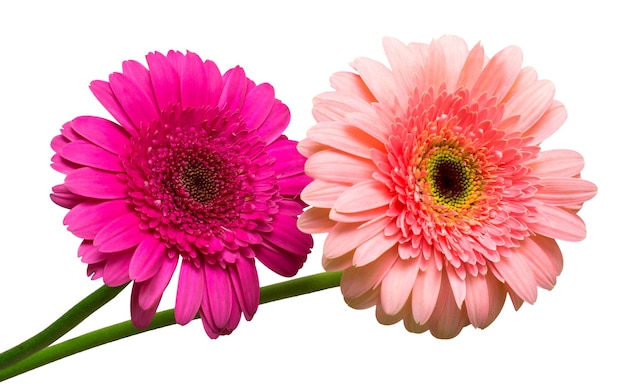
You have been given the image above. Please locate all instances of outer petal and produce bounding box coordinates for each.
[64,167,128,200]
[229,257,260,320]
[146,51,181,111]
[137,257,178,310]
[93,212,145,253]
[175,261,204,325]
[471,45,523,102]
[70,116,130,154]
[380,257,420,315]
[411,259,442,324]
[204,264,234,330]
[64,199,131,240]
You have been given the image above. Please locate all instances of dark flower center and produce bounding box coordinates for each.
[432,158,467,199]
[426,149,477,209]
[181,161,226,204]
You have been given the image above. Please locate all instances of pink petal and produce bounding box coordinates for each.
[341,247,397,300]
[383,37,422,98]
[503,79,555,133]
[530,204,588,241]
[175,260,204,325]
[122,59,152,95]
[351,56,402,112]
[491,252,538,304]
[70,116,130,154]
[60,140,123,172]
[322,250,355,272]
[240,83,276,130]
[89,80,137,135]
[427,277,469,339]
[255,241,306,277]
[64,199,131,240]
[330,205,388,224]
[464,274,489,328]
[102,249,132,286]
[446,267,467,308]
[94,212,145,253]
[301,180,351,208]
[530,149,585,178]
[411,259,442,324]
[352,230,399,267]
[457,41,485,89]
[203,59,223,107]
[108,72,160,130]
[520,235,563,290]
[256,101,290,144]
[218,66,247,112]
[50,184,84,209]
[333,179,392,213]
[297,207,336,234]
[146,51,181,111]
[329,71,375,102]
[265,137,306,178]
[204,264,234,329]
[64,167,128,200]
[429,35,469,91]
[131,282,161,329]
[534,177,597,207]
[380,257,420,315]
[263,212,313,255]
[305,150,375,184]
[323,216,390,259]
[471,45,523,102]
[179,51,210,107]
[523,100,567,144]
[138,257,178,310]
[306,121,382,159]
[229,257,260,320]
[128,238,168,282]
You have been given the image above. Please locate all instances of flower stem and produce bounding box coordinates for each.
[0,283,129,370]
[0,271,342,381]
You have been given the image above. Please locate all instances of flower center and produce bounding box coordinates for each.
[180,161,227,205]
[426,149,476,209]
[124,105,279,261]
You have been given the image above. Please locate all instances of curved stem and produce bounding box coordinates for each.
[0,283,129,370]
[0,271,342,382]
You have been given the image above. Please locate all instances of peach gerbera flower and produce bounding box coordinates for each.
[297,36,597,338]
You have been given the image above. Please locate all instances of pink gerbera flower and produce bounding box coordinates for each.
[51,51,313,338]
[298,36,597,338]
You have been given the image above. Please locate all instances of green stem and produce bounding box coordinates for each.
[0,283,129,370]
[0,271,342,382]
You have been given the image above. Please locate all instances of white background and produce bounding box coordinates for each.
[0,1,622,387]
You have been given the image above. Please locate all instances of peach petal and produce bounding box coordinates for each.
[380,257,420,315]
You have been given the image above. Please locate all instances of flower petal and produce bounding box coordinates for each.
[530,204,588,241]
[175,261,204,325]
[380,257,420,315]
[128,238,168,282]
[64,167,128,200]
[94,212,145,252]
[64,199,131,240]
[530,149,584,178]
[204,264,234,330]
[333,179,392,213]
[70,116,130,154]
[146,51,181,111]
[138,257,178,310]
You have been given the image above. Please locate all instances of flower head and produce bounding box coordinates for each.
[298,36,597,338]
[51,51,313,338]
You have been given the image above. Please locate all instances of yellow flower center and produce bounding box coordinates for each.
[423,146,482,211]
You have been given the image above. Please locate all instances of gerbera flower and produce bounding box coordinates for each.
[297,36,597,338]
[51,51,313,338]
